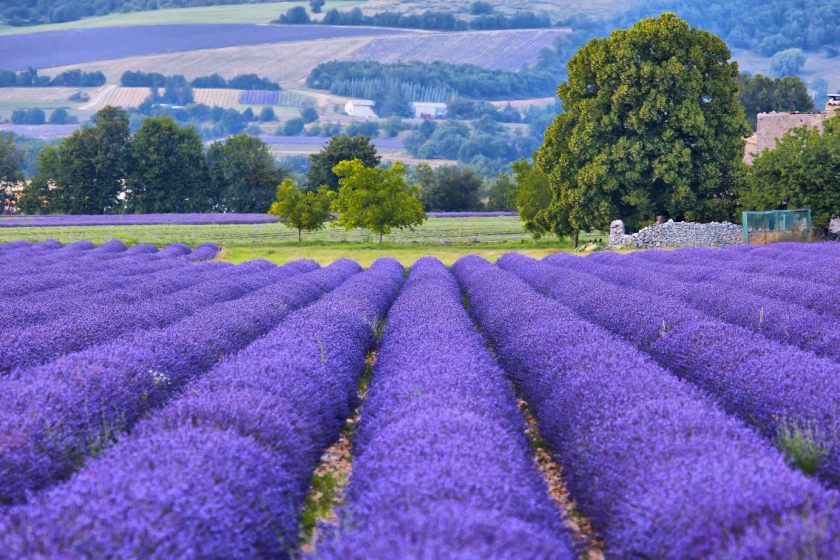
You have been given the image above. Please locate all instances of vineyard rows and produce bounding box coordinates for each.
[2,240,839,557]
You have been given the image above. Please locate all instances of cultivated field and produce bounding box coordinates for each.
[37,29,568,85]
[345,28,568,70]
[362,0,632,20]
[1,239,839,557]
[0,216,601,266]
[0,216,539,246]
[0,87,102,110]
[0,1,363,35]
[2,25,412,72]
[41,36,377,84]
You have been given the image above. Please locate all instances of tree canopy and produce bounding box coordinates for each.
[738,74,814,131]
[268,178,332,241]
[417,164,484,212]
[537,13,750,239]
[0,132,24,208]
[49,106,132,215]
[742,117,840,231]
[206,134,285,213]
[125,116,206,213]
[331,159,425,244]
[305,135,381,192]
[20,106,280,214]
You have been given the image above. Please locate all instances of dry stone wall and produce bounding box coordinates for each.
[608,219,743,249]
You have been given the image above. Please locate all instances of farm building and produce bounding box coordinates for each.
[412,101,447,119]
[345,99,377,118]
[744,93,840,164]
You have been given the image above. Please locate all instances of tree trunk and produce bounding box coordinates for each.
[378,231,383,245]
[298,228,302,242]
[573,230,579,249]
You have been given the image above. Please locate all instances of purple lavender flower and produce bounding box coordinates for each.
[315,257,575,559]
[455,254,840,558]
[0,259,403,557]
[501,252,840,488]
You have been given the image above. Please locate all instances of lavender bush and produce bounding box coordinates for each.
[503,253,840,487]
[0,252,258,374]
[0,259,359,504]
[545,252,840,361]
[455,255,840,558]
[0,259,404,557]
[589,250,840,318]
[315,258,575,559]
[0,214,278,228]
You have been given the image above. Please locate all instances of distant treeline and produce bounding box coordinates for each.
[0,68,105,87]
[11,107,77,125]
[276,6,552,31]
[18,106,285,215]
[121,71,280,91]
[307,60,558,101]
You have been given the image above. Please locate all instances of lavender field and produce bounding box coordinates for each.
[0,213,278,228]
[2,239,840,557]
[1,25,410,71]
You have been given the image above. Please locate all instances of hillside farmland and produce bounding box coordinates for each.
[0,24,413,71]
[40,29,567,84]
[40,36,377,84]
[345,29,568,70]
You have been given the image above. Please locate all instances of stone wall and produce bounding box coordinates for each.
[608,219,743,249]
[755,112,826,153]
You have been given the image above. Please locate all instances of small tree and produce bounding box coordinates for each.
[770,48,806,77]
[331,159,425,244]
[279,6,310,24]
[268,178,332,241]
[300,106,319,123]
[259,106,277,122]
[309,0,325,13]
[306,135,380,192]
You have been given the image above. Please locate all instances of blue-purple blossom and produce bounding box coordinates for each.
[0,258,403,558]
[315,257,575,559]
[455,254,840,558]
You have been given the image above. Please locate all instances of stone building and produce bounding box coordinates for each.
[745,93,840,163]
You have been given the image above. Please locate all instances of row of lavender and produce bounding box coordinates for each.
[0,212,516,229]
[0,214,278,228]
[3,240,840,557]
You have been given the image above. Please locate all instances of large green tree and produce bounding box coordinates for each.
[207,134,283,213]
[0,132,24,210]
[51,106,132,214]
[742,117,840,231]
[125,116,206,213]
[305,135,380,192]
[18,145,58,214]
[537,13,750,238]
[738,73,813,131]
[268,178,333,241]
[331,159,425,244]
[511,157,556,239]
[417,164,484,212]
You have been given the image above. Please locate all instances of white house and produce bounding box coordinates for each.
[411,101,447,119]
[345,99,377,118]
